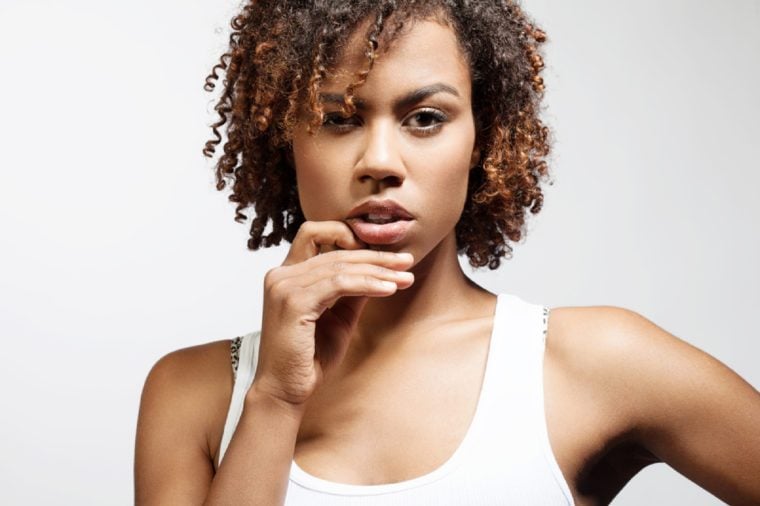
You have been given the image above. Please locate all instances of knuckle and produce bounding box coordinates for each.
[268,277,290,300]
[263,268,280,290]
[331,261,347,272]
[331,273,349,288]
[268,275,298,302]
[280,289,299,311]
[300,220,317,235]
[373,264,390,275]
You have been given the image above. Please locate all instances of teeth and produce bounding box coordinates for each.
[367,213,393,220]
[365,213,395,224]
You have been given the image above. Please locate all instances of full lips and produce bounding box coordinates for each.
[347,218,413,245]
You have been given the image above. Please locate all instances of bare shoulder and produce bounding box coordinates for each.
[543,306,690,430]
[139,339,235,427]
[544,304,756,409]
[544,304,677,363]
[544,305,760,504]
[543,304,757,423]
[135,339,236,504]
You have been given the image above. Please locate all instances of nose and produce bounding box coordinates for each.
[354,120,406,187]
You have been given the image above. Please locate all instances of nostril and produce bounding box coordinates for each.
[358,173,403,186]
[382,174,404,186]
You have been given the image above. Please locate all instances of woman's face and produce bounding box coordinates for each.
[291,18,478,265]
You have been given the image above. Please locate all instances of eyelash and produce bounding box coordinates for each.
[321,108,448,136]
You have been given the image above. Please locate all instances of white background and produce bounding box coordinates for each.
[1,0,757,504]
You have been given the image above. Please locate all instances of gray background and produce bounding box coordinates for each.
[0,0,757,504]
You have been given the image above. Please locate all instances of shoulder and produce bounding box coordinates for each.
[543,304,749,403]
[544,305,760,504]
[142,339,235,405]
[541,306,666,455]
[543,304,743,422]
[136,339,236,467]
[544,305,674,375]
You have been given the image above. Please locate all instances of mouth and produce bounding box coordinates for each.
[346,216,414,245]
[346,199,414,245]
[346,199,413,221]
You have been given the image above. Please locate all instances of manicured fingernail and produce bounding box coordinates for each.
[396,252,413,261]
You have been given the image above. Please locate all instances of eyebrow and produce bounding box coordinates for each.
[318,83,460,111]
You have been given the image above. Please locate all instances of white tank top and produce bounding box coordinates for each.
[217,293,575,505]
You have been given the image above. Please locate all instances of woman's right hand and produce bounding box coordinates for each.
[250,220,415,408]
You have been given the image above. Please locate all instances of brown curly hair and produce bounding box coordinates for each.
[203,0,551,270]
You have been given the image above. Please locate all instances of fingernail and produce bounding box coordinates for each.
[396,252,413,261]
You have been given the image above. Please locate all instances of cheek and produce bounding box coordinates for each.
[411,130,474,204]
[292,144,349,220]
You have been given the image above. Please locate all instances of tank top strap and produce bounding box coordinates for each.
[230,335,243,379]
[216,330,261,470]
[465,294,571,503]
[476,293,547,407]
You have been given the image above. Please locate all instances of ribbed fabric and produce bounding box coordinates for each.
[217,293,575,505]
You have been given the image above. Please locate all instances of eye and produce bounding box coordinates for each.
[404,108,448,136]
[322,112,360,132]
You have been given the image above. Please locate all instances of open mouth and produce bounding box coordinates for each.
[359,213,407,225]
[345,199,414,244]
[347,216,414,245]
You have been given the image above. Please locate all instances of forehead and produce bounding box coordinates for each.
[323,17,472,100]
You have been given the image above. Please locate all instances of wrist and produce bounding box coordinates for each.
[246,381,308,420]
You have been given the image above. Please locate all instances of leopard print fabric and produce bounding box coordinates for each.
[230,335,243,379]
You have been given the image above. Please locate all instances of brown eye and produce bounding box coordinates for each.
[322,112,360,131]
[405,108,447,135]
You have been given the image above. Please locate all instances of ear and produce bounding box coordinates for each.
[469,144,481,170]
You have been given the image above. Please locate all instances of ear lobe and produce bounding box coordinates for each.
[469,145,481,170]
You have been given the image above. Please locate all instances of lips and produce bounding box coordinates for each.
[346,199,414,221]
[346,199,414,245]
[347,218,413,245]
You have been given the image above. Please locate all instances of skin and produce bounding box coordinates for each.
[134,18,760,506]
[290,15,484,350]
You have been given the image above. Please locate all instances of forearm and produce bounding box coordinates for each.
[203,383,305,506]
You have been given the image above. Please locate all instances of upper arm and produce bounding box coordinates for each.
[560,306,760,505]
[134,340,234,505]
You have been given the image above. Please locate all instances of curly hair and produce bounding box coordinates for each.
[203,0,551,270]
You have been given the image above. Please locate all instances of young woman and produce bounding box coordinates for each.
[134,1,760,504]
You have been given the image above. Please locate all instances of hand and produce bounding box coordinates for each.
[251,220,415,407]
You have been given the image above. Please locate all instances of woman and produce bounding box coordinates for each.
[134,1,760,504]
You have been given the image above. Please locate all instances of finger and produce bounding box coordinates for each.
[304,272,400,313]
[318,240,343,255]
[283,221,366,266]
[264,250,413,291]
[292,260,415,290]
[281,248,414,281]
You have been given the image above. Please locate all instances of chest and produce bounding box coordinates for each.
[211,323,646,502]
[294,326,492,485]
[294,356,644,504]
